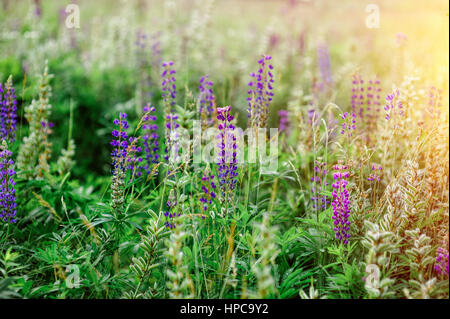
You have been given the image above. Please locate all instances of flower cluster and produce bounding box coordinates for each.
[161,61,177,110]
[365,78,382,129]
[111,113,131,175]
[311,161,329,210]
[247,55,274,129]
[199,166,217,218]
[216,106,238,199]
[164,189,180,229]
[198,75,216,127]
[331,163,351,244]
[0,140,17,223]
[384,89,403,121]
[161,61,180,164]
[340,112,356,137]
[368,163,383,182]
[278,110,290,134]
[0,76,18,142]
[434,247,449,278]
[351,74,365,118]
[110,113,142,211]
[140,104,159,175]
[317,42,333,88]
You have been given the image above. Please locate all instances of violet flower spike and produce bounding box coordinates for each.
[216,106,238,200]
[331,163,351,244]
[247,55,274,128]
[0,141,17,224]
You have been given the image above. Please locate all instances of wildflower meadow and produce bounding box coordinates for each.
[0,0,448,303]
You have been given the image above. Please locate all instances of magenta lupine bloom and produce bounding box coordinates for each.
[365,78,382,132]
[331,163,351,244]
[216,106,238,198]
[311,161,329,210]
[161,61,177,109]
[140,104,159,175]
[340,112,356,137]
[384,89,403,122]
[111,113,131,175]
[351,74,364,118]
[278,110,290,133]
[366,78,381,115]
[317,42,333,89]
[198,75,215,126]
[161,61,179,162]
[247,55,274,128]
[164,190,179,229]
[199,169,217,219]
[435,247,449,278]
[126,136,143,176]
[368,164,382,182]
[0,143,17,223]
[0,80,18,142]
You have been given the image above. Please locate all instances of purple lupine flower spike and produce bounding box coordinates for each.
[247,55,274,128]
[164,189,179,229]
[384,89,403,123]
[161,61,179,163]
[199,74,216,127]
[111,112,140,177]
[340,112,356,137]
[0,141,17,223]
[0,77,18,142]
[351,73,364,118]
[140,104,159,175]
[199,166,217,219]
[216,106,238,200]
[311,161,330,210]
[331,163,351,244]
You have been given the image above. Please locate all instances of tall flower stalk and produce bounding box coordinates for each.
[161,61,179,165]
[351,73,364,118]
[198,166,217,219]
[0,140,17,224]
[198,74,215,127]
[140,104,159,176]
[331,163,351,244]
[311,160,329,211]
[247,55,274,129]
[0,76,18,142]
[164,189,180,229]
[216,106,237,203]
[110,112,142,213]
